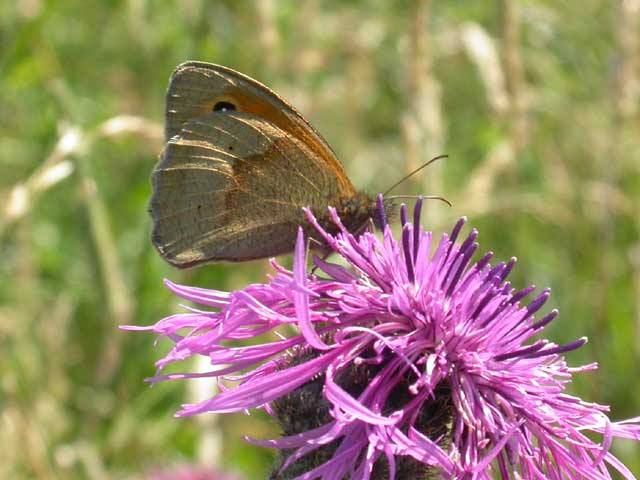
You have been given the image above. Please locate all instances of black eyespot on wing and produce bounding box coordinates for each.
[213,101,236,112]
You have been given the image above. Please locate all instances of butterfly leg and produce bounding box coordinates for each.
[308,237,328,275]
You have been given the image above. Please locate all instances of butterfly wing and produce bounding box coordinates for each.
[151,62,359,267]
[164,62,354,194]
[150,109,348,267]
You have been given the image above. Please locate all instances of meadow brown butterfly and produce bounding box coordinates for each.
[149,62,391,268]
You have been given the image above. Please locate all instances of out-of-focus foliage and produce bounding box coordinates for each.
[1,1,638,478]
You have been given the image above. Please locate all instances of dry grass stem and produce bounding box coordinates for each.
[1,116,162,235]
[403,0,445,223]
[459,140,514,210]
[460,23,509,114]
[499,0,529,150]
[612,0,640,119]
[189,356,223,468]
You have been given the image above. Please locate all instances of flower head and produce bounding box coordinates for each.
[128,197,640,479]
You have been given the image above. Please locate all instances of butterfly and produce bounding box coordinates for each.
[149,62,391,268]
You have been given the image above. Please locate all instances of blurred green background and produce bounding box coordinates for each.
[2,1,639,478]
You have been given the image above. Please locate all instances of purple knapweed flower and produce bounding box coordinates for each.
[127,197,640,479]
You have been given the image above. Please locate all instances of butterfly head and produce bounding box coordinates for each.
[327,192,396,236]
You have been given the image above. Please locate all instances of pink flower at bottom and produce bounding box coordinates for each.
[146,465,242,480]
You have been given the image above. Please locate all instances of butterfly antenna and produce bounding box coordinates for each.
[386,194,452,207]
[383,154,448,196]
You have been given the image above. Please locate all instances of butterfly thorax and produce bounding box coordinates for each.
[311,192,395,241]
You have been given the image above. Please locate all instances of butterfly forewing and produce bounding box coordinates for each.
[164,63,354,192]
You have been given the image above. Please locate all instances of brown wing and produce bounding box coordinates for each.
[164,62,354,194]
[150,111,347,267]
